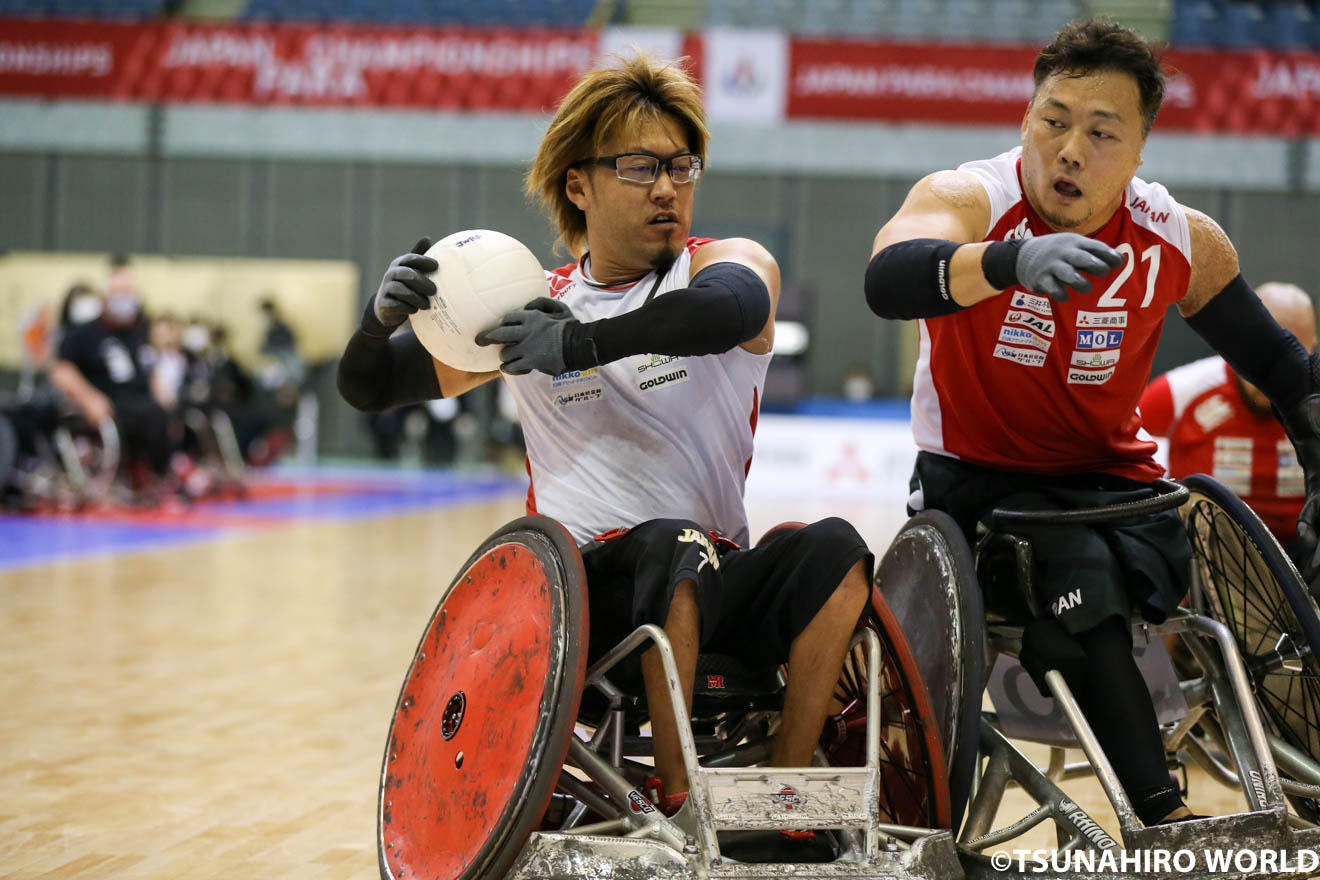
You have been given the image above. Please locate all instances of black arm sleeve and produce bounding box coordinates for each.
[563,261,771,370]
[337,322,443,413]
[1185,273,1312,410]
[864,238,965,320]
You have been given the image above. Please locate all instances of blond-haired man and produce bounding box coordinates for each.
[338,54,871,835]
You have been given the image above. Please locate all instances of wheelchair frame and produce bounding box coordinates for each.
[380,475,1320,879]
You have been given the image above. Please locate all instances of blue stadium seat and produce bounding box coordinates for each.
[1261,1,1311,50]
[1219,1,1266,49]
[1168,0,1220,48]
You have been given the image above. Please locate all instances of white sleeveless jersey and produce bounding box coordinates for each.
[502,238,771,546]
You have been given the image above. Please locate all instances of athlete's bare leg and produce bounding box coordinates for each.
[772,559,870,767]
[641,578,699,795]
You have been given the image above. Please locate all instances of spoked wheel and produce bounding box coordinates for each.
[823,586,954,830]
[378,515,589,880]
[871,510,985,832]
[1182,473,1320,821]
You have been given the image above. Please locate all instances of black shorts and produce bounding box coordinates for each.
[911,452,1191,634]
[580,517,872,682]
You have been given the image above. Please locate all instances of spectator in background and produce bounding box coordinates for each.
[259,297,305,408]
[1141,282,1317,548]
[50,280,176,495]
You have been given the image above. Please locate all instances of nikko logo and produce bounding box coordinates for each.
[997,325,1050,353]
[1010,292,1053,317]
[553,387,602,407]
[551,367,600,388]
[1076,309,1128,328]
[993,344,1047,368]
[1069,349,1120,369]
[1075,329,1123,350]
[1005,309,1055,337]
[1067,366,1116,385]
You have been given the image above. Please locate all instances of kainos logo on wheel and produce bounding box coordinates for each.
[773,785,805,810]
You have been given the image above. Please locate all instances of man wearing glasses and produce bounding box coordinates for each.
[337,53,872,846]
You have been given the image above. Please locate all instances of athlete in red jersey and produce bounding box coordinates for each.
[1142,283,1316,544]
[864,20,1320,826]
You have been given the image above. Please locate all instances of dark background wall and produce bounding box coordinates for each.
[2,148,1313,454]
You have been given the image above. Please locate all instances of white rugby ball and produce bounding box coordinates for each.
[408,229,548,372]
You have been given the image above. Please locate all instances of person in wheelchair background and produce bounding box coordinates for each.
[864,19,1320,827]
[49,276,178,500]
[338,52,872,843]
[1142,281,1316,561]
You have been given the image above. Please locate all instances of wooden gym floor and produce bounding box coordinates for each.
[0,470,1251,878]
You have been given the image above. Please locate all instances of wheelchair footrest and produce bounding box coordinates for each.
[701,768,876,830]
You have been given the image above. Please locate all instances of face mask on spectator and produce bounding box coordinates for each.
[68,295,103,325]
[183,324,210,353]
[104,292,140,326]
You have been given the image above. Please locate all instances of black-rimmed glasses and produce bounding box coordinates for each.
[577,152,703,185]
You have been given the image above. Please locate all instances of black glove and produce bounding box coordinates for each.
[1278,362,1320,598]
[475,297,582,376]
[1015,233,1125,302]
[362,237,437,338]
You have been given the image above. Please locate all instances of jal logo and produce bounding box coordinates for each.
[1075,329,1123,350]
[997,325,1050,353]
[1069,349,1120,369]
[1010,292,1053,317]
[1006,310,1055,337]
[1076,309,1128,328]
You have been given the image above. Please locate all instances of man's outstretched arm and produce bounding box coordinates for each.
[865,171,1123,319]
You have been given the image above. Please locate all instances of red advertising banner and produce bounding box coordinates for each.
[2,17,1320,135]
[0,18,600,110]
[787,38,1320,136]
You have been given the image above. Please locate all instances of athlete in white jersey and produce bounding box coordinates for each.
[337,53,872,844]
[503,238,767,545]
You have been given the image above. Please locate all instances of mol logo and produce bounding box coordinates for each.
[1076,329,1123,350]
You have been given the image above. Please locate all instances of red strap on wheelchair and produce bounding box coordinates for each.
[590,526,631,543]
[708,531,741,553]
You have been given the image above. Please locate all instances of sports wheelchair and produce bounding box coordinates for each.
[879,474,1320,879]
[376,474,1320,879]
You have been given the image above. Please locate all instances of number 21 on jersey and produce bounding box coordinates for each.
[1096,243,1161,309]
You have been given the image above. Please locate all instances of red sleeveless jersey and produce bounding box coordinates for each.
[912,148,1192,481]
